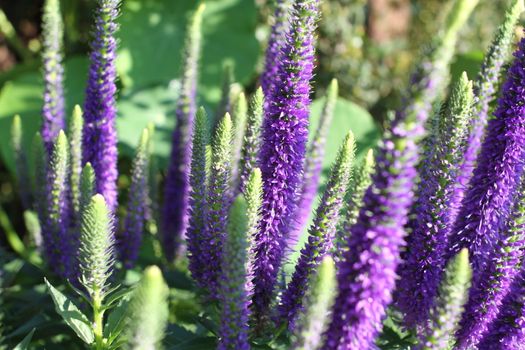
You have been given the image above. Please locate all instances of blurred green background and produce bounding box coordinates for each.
[0,0,519,204]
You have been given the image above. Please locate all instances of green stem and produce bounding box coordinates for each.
[92,290,105,350]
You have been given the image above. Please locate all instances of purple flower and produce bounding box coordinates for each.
[454,175,525,349]
[396,73,473,330]
[161,4,204,262]
[82,0,120,212]
[260,0,291,98]
[279,131,354,329]
[251,0,320,323]
[41,0,65,151]
[453,0,524,219]
[290,79,338,248]
[477,266,525,350]
[119,129,150,268]
[447,35,525,279]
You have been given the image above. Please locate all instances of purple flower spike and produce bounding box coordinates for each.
[453,0,524,218]
[447,35,525,278]
[322,0,477,346]
[162,4,204,262]
[454,175,525,349]
[41,0,65,150]
[82,0,120,212]
[396,73,473,330]
[252,0,320,324]
[260,0,291,98]
[478,267,525,350]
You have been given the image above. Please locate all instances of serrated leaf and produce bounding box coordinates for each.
[44,278,95,344]
[12,329,35,350]
[103,286,132,310]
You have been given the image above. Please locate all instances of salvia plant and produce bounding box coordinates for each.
[3,0,525,349]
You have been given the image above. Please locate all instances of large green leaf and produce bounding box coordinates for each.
[44,279,95,344]
[116,0,259,105]
[0,56,88,172]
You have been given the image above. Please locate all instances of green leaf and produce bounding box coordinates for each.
[12,329,35,350]
[105,298,130,346]
[116,0,258,104]
[309,97,380,181]
[169,336,217,350]
[44,278,95,344]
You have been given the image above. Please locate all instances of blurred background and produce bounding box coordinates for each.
[0,0,520,228]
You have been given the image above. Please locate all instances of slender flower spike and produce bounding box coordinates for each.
[477,267,525,349]
[216,62,234,127]
[217,196,251,350]
[334,149,375,262]
[323,1,477,348]
[244,168,263,298]
[238,88,264,193]
[69,105,84,218]
[260,0,291,98]
[203,113,233,293]
[290,256,337,350]
[44,131,71,278]
[162,3,205,262]
[454,0,525,213]
[231,91,248,190]
[186,107,210,287]
[397,73,474,329]
[82,0,120,212]
[41,0,65,149]
[448,35,525,278]
[417,249,472,350]
[279,131,355,328]
[253,0,320,322]
[120,129,151,268]
[79,163,96,215]
[454,175,525,349]
[78,194,114,296]
[125,266,169,350]
[11,115,32,209]
[291,79,339,246]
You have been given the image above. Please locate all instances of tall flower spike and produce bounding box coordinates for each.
[244,168,263,299]
[120,129,151,268]
[477,267,525,349]
[231,91,248,191]
[79,163,96,215]
[454,0,524,216]
[334,149,374,263]
[162,3,205,262]
[11,115,32,208]
[417,249,472,350]
[203,113,233,293]
[291,79,339,247]
[78,194,114,296]
[279,131,355,328]
[396,73,474,329]
[69,105,83,218]
[217,196,251,350]
[44,131,71,278]
[125,266,169,350]
[260,0,291,98]
[323,0,477,347]
[216,62,234,128]
[290,256,337,350]
[447,35,525,278]
[82,0,120,212]
[186,107,209,287]
[41,0,65,150]
[238,88,264,193]
[454,174,525,349]
[253,0,320,323]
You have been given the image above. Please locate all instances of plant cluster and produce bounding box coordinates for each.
[2,0,525,349]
